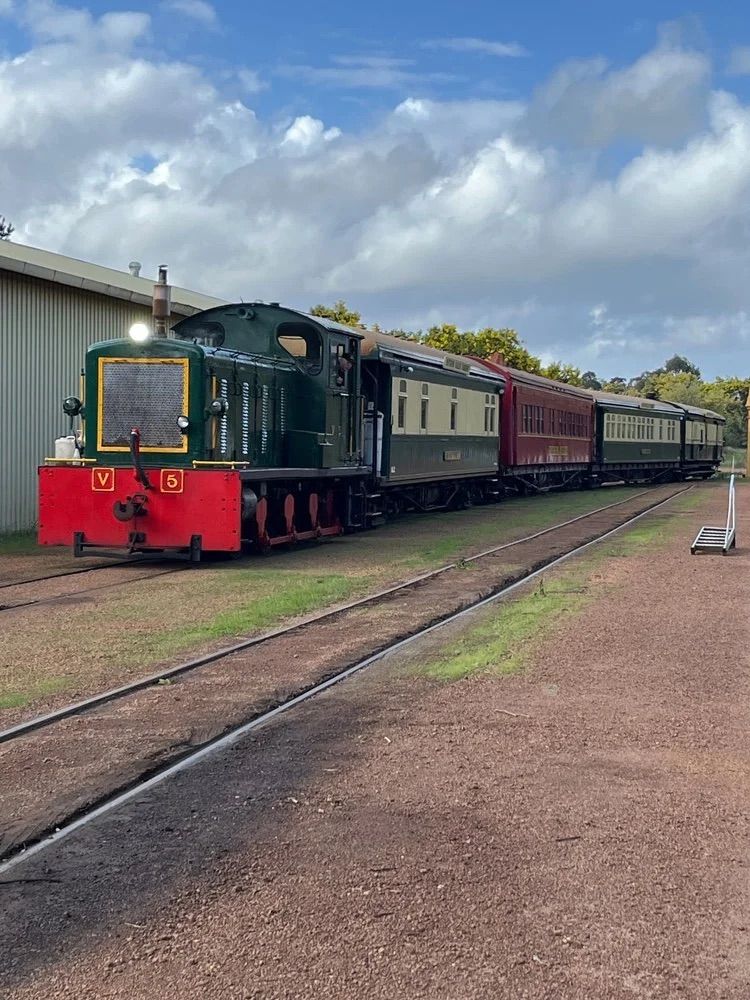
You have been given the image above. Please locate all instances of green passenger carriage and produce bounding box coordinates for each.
[670,404,725,473]
[592,390,683,480]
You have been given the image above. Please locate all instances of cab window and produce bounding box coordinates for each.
[276,322,323,374]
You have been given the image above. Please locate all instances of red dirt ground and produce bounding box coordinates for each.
[0,483,748,999]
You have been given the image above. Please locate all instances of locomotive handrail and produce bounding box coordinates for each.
[191,460,251,468]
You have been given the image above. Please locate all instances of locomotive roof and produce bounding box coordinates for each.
[305,314,506,386]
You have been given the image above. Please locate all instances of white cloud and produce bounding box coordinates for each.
[4,6,750,378]
[728,45,750,75]
[281,115,341,153]
[277,53,462,90]
[162,0,217,27]
[527,43,710,146]
[234,67,264,93]
[423,37,528,58]
[20,0,150,47]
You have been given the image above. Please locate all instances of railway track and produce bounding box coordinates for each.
[0,484,693,877]
[0,553,172,591]
[0,484,677,744]
[0,564,189,613]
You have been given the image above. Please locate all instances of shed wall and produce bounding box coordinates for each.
[0,270,186,532]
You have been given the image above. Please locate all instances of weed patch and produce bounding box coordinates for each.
[0,531,37,555]
[417,576,591,681]
[0,676,71,710]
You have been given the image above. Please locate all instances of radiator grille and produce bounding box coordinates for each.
[99,359,187,451]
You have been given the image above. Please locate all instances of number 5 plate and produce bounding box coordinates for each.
[160,469,185,493]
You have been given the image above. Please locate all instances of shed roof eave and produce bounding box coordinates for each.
[0,240,225,316]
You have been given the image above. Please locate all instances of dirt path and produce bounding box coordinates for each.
[0,483,748,998]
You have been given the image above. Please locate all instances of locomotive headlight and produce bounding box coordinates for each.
[209,398,228,416]
[129,322,151,343]
[62,396,82,416]
[176,414,190,433]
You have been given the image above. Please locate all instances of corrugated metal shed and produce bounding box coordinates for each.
[0,241,225,533]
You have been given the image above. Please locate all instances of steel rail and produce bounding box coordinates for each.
[0,485,692,878]
[0,485,683,746]
[0,566,188,614]
[0,555,175,592]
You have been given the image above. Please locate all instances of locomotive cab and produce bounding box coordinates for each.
[39,304,370,559]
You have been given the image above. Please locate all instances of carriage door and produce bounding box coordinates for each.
[325,334,358,467]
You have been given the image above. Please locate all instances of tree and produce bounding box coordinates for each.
[310,300,363,327]
[664,354,701,378]
[0,216,13,240]
[601,377,627,394]
[472,327,542,372]
[699,377,749,448]
[581,370,602,390]
[641,370,703,406]
[420,323,464,355]
[416,324,544,374]
[541,362,583,386]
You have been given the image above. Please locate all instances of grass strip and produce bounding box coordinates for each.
[0,531,37,555]
[417,487,701,682]
[0,677,72,711]
[419,575,591,681]
[104,571,371,665]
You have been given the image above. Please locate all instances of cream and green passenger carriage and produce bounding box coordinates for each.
[592,391,683,481]
[671,403,725,474]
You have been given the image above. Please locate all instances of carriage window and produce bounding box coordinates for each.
[276,322,323,374]
[420,383,430,431]
[450,389,458,432]
[397,396,407,429]
[421,398,429,430]
[485,395,497,433]
[397,380,408,430]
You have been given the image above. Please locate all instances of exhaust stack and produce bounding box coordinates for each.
[153,264,172,338]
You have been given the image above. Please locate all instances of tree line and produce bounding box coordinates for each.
[311,301,749,448]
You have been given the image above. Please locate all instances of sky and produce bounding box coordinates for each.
[2,1,750,379]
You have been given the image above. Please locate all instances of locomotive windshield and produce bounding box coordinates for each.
[174,320,225,349]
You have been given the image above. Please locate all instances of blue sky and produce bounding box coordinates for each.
[2,0,750,378]
[50,0,750,125]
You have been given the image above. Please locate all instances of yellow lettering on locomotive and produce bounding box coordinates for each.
[91,468,115,492]
[160,469,185,494]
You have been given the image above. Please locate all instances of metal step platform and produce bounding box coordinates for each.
[691,469,736,555]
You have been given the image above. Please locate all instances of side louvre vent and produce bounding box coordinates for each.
[261,384,269,455]
[241,382,250,455]
[219,377,229,454]
[279,386,287,436]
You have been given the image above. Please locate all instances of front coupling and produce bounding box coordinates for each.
[112,492,149,522]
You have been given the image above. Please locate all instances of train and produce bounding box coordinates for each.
[38,299,724,561]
